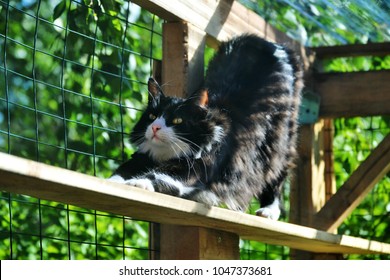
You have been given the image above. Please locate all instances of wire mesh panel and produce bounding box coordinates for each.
[0,0,162,259]
[2,0,388,261]
[334,116,390,260]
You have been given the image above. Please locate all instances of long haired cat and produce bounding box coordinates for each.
[110,34,303,220]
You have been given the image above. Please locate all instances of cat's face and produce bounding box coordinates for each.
[131,78,218,162]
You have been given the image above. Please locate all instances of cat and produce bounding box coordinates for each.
[109,34,303,220]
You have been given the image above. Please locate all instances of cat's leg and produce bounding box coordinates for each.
[125,177,155,192]
[255,198,281,220]
[182,188,220,207]
[124,172,220,206]
[124,172,196,196]
[255,186,282,220]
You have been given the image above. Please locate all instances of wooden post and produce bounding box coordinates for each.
[161,22,205,97]
[290,120,341,259]
[156,21,239,260]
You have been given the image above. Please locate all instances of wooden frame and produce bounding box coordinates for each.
[1,0,389,259]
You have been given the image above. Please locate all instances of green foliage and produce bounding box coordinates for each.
[0,0,162,259]
[240,0,390,46]
[334,116,390,260]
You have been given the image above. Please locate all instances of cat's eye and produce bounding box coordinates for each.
[172,118,183,125]
[149,113,157,120]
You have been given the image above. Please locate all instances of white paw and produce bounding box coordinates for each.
[125,178,155,192]
[256,207,281,220]
[107,175,125,183]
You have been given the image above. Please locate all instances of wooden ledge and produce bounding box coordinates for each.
[0,152,389,255]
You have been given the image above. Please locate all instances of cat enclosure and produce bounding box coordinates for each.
[1,0,389,260]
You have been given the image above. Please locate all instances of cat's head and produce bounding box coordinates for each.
[131,78,223,162]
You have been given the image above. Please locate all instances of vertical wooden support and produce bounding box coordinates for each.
[155,21,239,260]
[290,121,327,227]
[160,226,239,260]
[323,119,336,202]
[161,22,205,97]
[290,120,341,259]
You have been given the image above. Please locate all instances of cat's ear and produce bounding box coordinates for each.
[196,89,209,107]
[148,77,165,103]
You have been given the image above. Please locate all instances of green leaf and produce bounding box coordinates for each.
[53,0,66,21]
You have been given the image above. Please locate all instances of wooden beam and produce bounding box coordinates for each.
[133,0,310,70]
[290,121,338,259]
[312,42,390,59]
[290,122,327,228]
[323,119,336,203]
[1,152,390,255]
[160,226,239,259]
[161,22,206,97]
[314,133,390,232]
[132,0,302,48]
[314,70,390,118]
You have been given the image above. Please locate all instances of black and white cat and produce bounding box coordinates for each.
[109,34,303,220]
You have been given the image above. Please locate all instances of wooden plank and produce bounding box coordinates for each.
[161,22,206,97]
[160,226,239,259]
[312,42,390,59]
[132,0,302,48]
[290,122,327,228]
[314,133,390,232]
[133,0,310,70]
[1,152,390,255]
[290,122,337,259]
[314,70,390,118]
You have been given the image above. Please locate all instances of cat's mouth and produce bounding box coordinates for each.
[147,134,168,147]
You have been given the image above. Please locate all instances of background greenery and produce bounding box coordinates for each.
[0,0,389,259]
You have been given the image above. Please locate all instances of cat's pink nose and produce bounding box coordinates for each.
[152,125,161,135]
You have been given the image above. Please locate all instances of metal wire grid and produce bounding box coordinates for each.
[0,0,162,169]
[0,0,162,259]
[333,116,390,260]
[5,0,386,261]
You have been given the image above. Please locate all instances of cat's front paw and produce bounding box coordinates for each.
[255,207,281,220]
[125,178,155,192]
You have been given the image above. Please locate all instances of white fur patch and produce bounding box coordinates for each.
[273,45,288,59]
[139,117,192,161]
[256,198,281,220]
[154,173,195,196]
[200,125,224,158]
[125,178,155,192]
[107,174,125,183]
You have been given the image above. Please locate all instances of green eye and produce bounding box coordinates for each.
[149,113,157,120]
[172,118,183,125]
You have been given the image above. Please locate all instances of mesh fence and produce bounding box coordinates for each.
[1,0,388,261]
[0,0,162,260]
[334,116,390,260]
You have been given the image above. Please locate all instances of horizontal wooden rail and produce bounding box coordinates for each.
[133,0,308,64]
[0,152,390,255]
[311,42,390,59]
[133,0,292,44]
[315,70,390,118]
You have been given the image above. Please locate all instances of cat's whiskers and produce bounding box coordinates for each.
[168,139,196,179]
[172,135,209,182]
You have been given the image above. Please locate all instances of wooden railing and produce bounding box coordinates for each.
[1,152,389,258]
